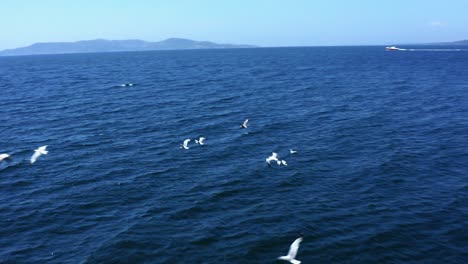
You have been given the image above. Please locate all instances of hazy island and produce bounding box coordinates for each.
[1,38,467,57]
[427,40,468,45]
[0,38,258,56]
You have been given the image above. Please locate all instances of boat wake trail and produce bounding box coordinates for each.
[406,48,468,52]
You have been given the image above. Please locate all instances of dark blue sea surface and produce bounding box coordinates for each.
[1,46,468,263]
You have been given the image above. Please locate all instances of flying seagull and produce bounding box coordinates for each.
[289,149,297,154]
[120,83,134,87]
[278,236,303,264]
[266,152,281,166]
[0,154,10,163]
[281,160,288,166]
[180,139,191,149]
[240,119,249,129]
[195,137,206,145]
[30,145,48,164]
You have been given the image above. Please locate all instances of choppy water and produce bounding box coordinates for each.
[1,46,468,263]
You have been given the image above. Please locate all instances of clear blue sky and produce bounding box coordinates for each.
[1,0,467,50]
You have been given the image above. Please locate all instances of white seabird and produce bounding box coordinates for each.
[195,137,206,145]
[30,145,48,164]
[266,152,281,166]
[120,83,134,87]
[0,153,10,163]
[240,119,249,129]
[180,139,191,149]
[278,236,303,264]
[289,149,297,154]
[281,160,288,166]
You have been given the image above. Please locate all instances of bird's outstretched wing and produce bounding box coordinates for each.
[37,145,48,154]
[30,152,41,164]
[287,237,303,259]
[0,154,10,162]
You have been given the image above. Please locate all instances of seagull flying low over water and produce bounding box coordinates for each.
[240,119,249,129]
[30,145,48,164]
[195,137,206,145]
[0,154,10,163]
[266,152,288,167]
[278,236,303,264]
[120,83,134,87]
[180,139,191,149]
[290,149,297,154]
[266,152,281,166]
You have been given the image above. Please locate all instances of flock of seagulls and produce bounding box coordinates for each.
[0,145,48,165]
[179,119,297,168]
[180,137,206,150]
[1,117,304,262]
[177,118,303,262]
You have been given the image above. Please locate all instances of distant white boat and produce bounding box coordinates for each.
[386,46,403,51]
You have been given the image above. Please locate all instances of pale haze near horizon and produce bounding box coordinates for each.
[0,0,467,50]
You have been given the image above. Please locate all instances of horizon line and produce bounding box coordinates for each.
[2,37,467,51]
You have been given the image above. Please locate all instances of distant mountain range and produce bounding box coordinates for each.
[0,38,257,56]
[1,38,467,56]
[427,40,468,45]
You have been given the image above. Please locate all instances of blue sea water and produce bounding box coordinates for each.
[1,46,468,263]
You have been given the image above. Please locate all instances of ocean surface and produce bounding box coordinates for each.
[1,46,468,263]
